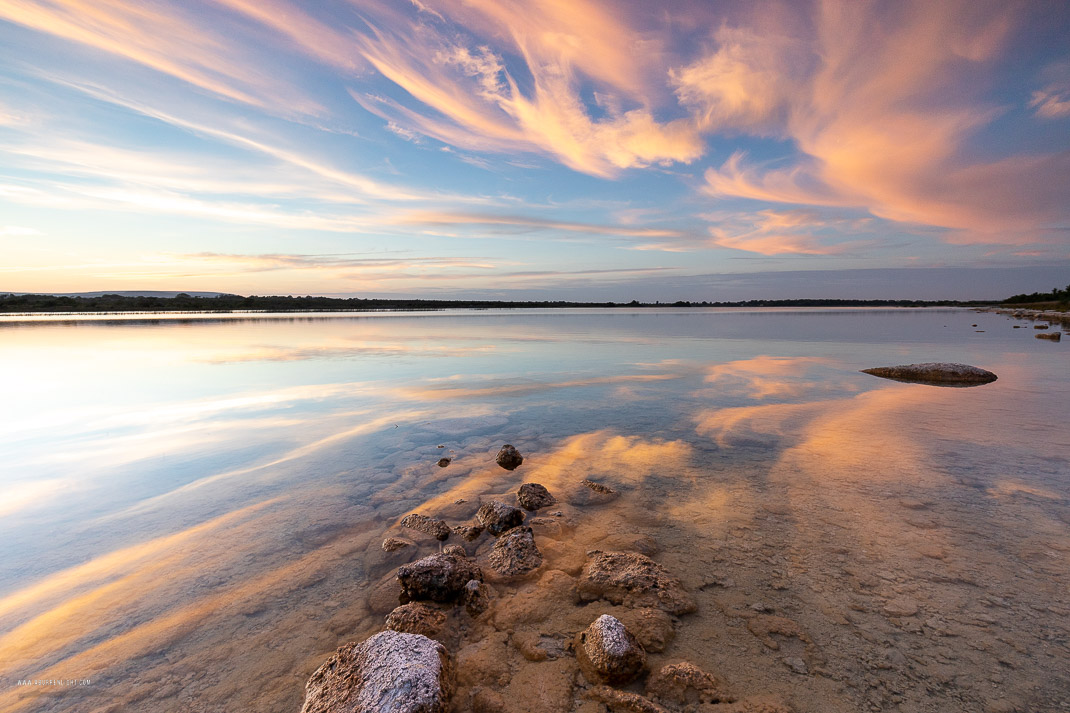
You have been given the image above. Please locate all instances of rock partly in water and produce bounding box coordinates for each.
[1036,331,1062,341]
[861,362,997,386]
[401,513,452,541]
[476,500,524,536]
[385,602,447,638]
[578,550,697,615]
[516,482,557,511]
[575,614,647,686]
[382,537,414,553]
[397,551,483,603]
[488,526,543,576]
[463,579,491,616]
[301,630,454,713]
[437,457,451,467]
[495,444,524,471]
[646,661,732,706]
[452,524,485,542]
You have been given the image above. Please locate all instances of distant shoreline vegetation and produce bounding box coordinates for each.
[1001,284,1070,307]
[0,293,1000,313]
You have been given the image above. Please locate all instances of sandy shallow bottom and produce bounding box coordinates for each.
[9,426,1069,713]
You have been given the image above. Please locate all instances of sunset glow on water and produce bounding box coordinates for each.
[1,308,1067,712]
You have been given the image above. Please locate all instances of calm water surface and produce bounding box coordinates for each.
[1,308,1067,712]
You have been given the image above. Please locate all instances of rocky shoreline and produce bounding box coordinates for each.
[299,446,793,713]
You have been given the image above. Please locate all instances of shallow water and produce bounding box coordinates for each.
[0,308,1067,712]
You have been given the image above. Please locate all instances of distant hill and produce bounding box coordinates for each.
[5,291,234,298]
[0,293,994,313]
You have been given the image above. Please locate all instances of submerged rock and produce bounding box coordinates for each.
[495,444,524,470]
[646,661,732,706]
[398,551,483,603]
[382,537,414,553]
[476,500,524,536]
[452,524,484,542]
[581,479,616,495]
[618,608,675,653]
[576,614,647,686]
[385,602,447,638]
[516,482,556,511]
[401,513,452,541]
[584,685,669,713]
[861,362,997,385]
[578,550,697,615]
[463,579,491,616]
[488,526,542,576]
[301,630,454,713]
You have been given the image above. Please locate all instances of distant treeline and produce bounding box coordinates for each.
[1002,284,1070,305]
[0,293,994,313]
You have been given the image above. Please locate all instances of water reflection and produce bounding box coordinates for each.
[0,309,1067,712]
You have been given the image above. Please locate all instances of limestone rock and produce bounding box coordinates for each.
[575,614,647,686]
[452,524,484,542]
[861,362,997,385]
[578,550,697,615]
[301,630,454,713]
[488,526,543,576]
[385,602,447,638]
[581,478,617,495]
[442,545,466,557]
[618,608,675,653]
[476,500,524,536]
[495,444,524,470]
[646,661,732,706]
[397,551,482,603]
[516,482,557,511]
[463,579,490,616]
[584,686,670,713]
[1036,331,1062,341]
[401,513,451,541]
[382,537,414,553]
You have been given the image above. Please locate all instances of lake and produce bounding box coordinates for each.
[1,308,1067,712]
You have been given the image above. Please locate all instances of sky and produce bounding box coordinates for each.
[0,0,1068,301]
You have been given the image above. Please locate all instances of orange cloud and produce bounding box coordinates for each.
[0,0,317,114]
[695,2,1070,243]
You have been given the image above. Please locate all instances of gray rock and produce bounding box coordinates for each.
[476,500,524,536]
[495,444,524,470]
[516,482,556,511]
[397,551,482,603]
[575,615,647,686]
[578,550,697,615]
[301,630,454,713]
[385,602,447,638]
[401,513,451,541]
[861,362,997,385]
[488,526,542,576]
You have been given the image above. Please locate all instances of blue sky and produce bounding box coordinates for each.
[0,0,1068,299]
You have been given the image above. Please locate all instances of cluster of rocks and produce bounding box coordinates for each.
[300,443,791,713]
